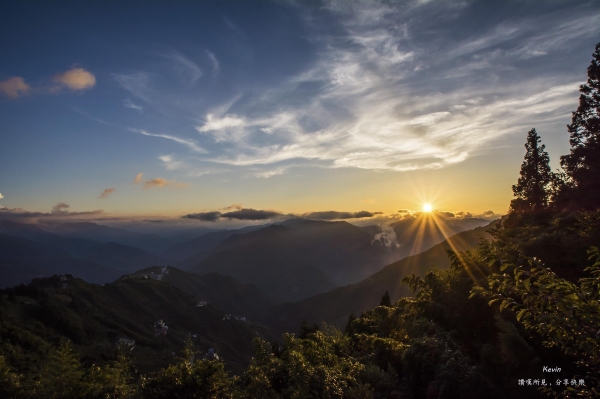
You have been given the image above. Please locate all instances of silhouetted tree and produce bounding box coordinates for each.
[344,313,357,335]
[298,321,320,339]
[509,129,553,214]
[379,291,391,307]
[559,42,600,210]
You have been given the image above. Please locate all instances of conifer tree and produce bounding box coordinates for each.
[34,340,86,399]
[559,42,600,210]
[510,129,553,213]
[379,290,391,307]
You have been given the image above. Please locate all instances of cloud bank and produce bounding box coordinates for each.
[182,208,384,222]
[0,203,104,221]
[301,210,383,220]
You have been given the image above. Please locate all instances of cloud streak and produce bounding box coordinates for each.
[143,177,188,189]
[133,173,144,184]
[98,188,116,199]
[206,50,219,76]
[130,128,207,154]
[123,98,142,111]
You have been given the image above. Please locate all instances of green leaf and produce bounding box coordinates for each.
[524,278,531,291]
[516,309,527,321]
[499,263,509,272]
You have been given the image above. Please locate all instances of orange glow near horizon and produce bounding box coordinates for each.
[396,209,487,286]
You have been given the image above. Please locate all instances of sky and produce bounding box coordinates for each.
[1,0,599,226]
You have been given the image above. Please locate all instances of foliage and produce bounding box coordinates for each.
[139,337,238,399]
[471,248,600,398]
[559,43,600,210]
[241,328,369,399]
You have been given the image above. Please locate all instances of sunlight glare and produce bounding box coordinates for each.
[423,203,433,212]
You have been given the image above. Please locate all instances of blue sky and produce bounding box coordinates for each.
[1,0,599,225]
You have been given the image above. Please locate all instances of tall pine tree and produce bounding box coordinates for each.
[559,42,600,210]
[510,128,553,213]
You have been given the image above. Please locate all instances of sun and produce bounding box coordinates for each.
[422,203,433,212]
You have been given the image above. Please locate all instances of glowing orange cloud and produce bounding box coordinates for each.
[52,68,96,90]
[143,178,188,189]
[0,77,31,98]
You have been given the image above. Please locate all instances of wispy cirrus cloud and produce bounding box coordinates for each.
[205,50,219,76]
[166,1,596,176]
[113,72,155,103]
[133,173,144,184]
[109,1,600,179]
[123,98,142,111]
[131,128,207,154]
[161,50,202,87]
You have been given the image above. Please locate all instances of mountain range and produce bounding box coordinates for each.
[0,215,497,376]
[269,221,497,333]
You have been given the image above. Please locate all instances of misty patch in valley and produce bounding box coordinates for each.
[372,223,400,248]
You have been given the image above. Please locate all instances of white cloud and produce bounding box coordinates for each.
[195,113,249,142]
[197,113,246,131]
[158,155,183,171]
[130,128,207,154]
[0,193,4,199]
